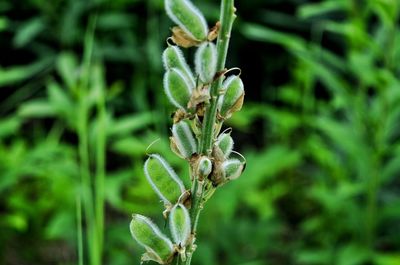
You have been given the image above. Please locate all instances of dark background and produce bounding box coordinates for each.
[1,0,400,264]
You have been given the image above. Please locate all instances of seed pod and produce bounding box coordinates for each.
[169,204,191,246]
[130,214,174,264]
[222,158,244,180]
[215,132,234,158]
[195,42,217,84]
[197,156,212,179]
[164,68,193,110]
[171,120,197,159]
[218,75,245,118]
[162,46,195,89]
[165,0,208,41]
[144,154,186,206]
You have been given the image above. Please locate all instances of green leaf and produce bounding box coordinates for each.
[111,138,147,157]
[337,244,369,265]
[56,52,79,89]
[108,112,156,137]
[241,23,306,51]
[0,117,21,139]
[374,253,400,265]
[13,18,45,48]
[47,82,75,126]
[18,100,56,118]
[297,1,347,19]
[0,58,51,87]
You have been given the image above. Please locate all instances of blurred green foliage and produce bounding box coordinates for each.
[1,0,399,265]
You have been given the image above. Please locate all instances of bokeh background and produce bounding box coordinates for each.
[1,0,400,264]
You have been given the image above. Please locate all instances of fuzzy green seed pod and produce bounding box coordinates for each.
[162,46,195,89]
[218,75,245,118]
[171,120,197,159]
[222,158,244,180]
[130,214,174,264]
[169,204,191,246]
[195,42,217,84]
[165,0,208,41]
[164,68,193,110]
[144,154,186,206]
[197,156,212,179]
[215,132,234,158]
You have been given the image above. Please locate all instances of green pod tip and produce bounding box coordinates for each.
[195,42,217,84]
[162,46,195,89]
[130,214,174,264]
[218,75,245,118]
[144,154,186,206]
[222,158,244,180]
[164,68,193,110]
[197,156,212,179]
[172,119,197,159]
[165,0,208,41]
[215,132,234,158]
[169,204,191,247]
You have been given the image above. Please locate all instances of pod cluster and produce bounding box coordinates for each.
[130,1,245,264]
[130,154,191,264]
[162,0,244,117]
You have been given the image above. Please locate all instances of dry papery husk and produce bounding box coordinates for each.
[171,26,202,48]
[207,21,220,42]
[208,145,226,186]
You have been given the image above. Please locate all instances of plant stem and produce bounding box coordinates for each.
[199,0,236,155]
[185,1,236,264]
[76,195,84,265]
[78,91,98,265]
[95,67,106,263]
[78,15,102,265]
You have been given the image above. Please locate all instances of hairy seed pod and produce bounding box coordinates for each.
[169,204,191,246]
[218,75,245,118]
[197,156,212,179]
[171,120,197,159]
[164,68,193,109]
[165,0,208,41]
[215,132,234,158]
[162,46,195,89]
[222,159,244,180]
[144,154,186,205]
[130,214,174,264]
[195,42,217,84]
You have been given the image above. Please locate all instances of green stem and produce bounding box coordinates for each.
[199,0,236,155]
[76,195,84,265]
[185,1,236,265]
[78,92,98,265]
[95,73,106,262]
[78,15,101,265]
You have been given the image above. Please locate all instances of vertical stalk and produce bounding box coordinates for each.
[199,0,236,155]
[78,15,102,265]
[76,195,84,265]
[78,91,99,265]
[185,1,237,264]
[95,71,106,263]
